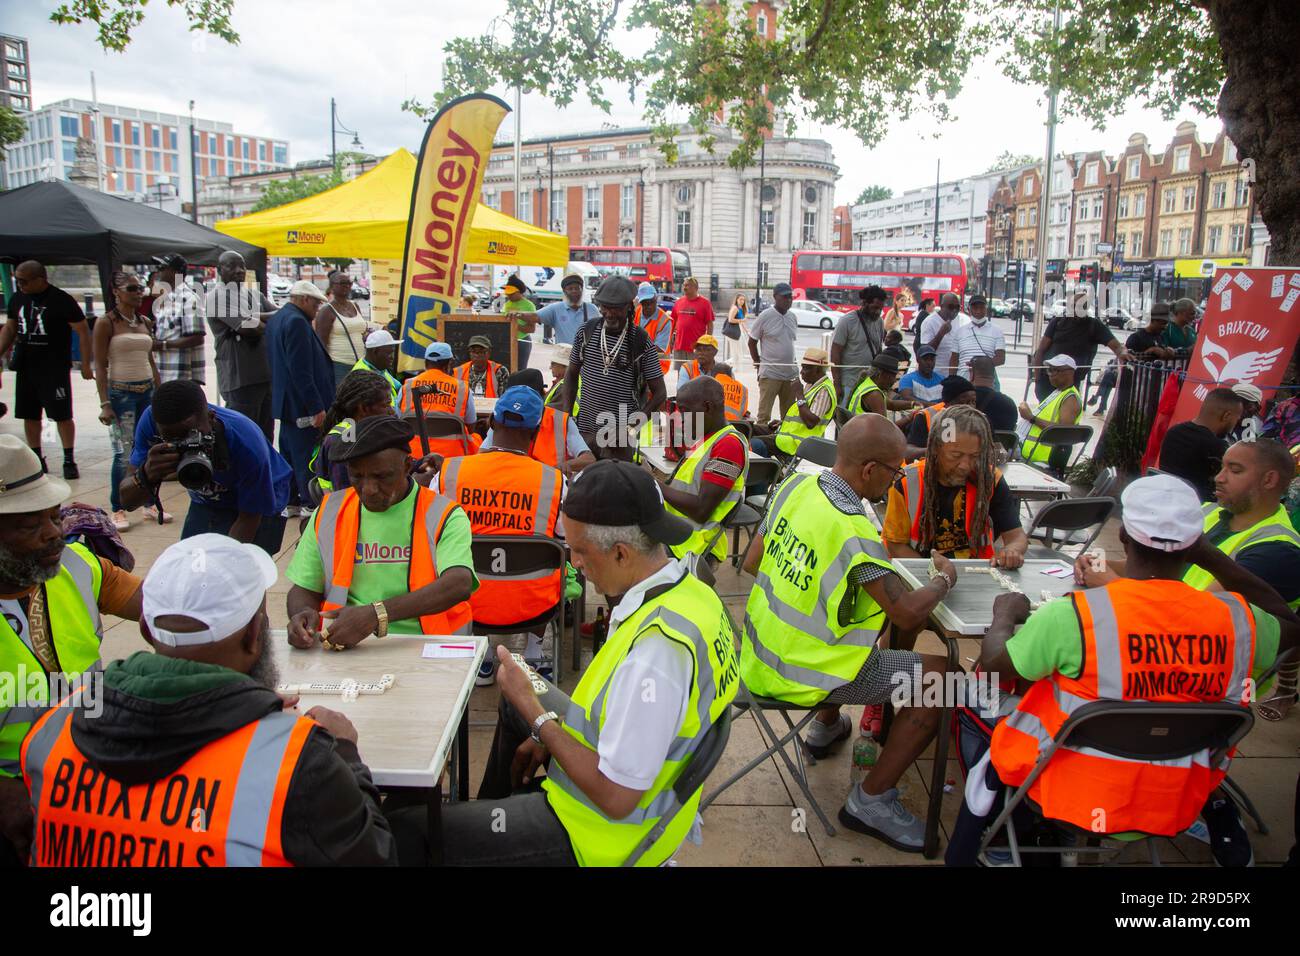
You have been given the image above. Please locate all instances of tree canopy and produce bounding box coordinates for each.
[854,185,893,205]
[0,107,26,166]
[250,172,337,213]
[984,151,1038,174]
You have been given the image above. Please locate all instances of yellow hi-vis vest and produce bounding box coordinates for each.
[1020,386,1081,463]
[665,424,749,562]
[307,420,351,494]
[846,375,883,416]
[349,358,402,407]
[740,472,893,706]
[774,375,837,455]
[0,543,103,777]
[542,571,739,866]
[1184,503,1300,608]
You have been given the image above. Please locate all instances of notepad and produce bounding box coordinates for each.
[422,642,477,659]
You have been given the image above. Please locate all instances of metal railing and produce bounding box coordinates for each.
[1095,357,1189,475]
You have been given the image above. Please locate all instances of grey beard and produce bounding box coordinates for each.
[248,634,281,692]
[0,541,61,590]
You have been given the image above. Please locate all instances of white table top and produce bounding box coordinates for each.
[271,631,487,789]
[640,445,675,475]
[892,558,1080,636]
[1002,461,1071,496]
[795,458,829,476]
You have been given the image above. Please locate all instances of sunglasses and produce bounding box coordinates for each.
[121,284,143,293]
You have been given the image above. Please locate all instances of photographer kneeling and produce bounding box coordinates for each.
[118,379,293,555]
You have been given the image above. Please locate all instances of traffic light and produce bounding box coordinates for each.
[1080,263,1098,284]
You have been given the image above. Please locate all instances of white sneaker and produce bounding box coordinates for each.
[142,505,173,524]
[111,510,130,532]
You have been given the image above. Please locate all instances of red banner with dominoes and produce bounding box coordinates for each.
[1171,266,1300,426]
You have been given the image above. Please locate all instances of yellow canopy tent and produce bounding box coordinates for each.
[214,149,568,265]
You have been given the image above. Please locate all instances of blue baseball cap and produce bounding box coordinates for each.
[424,341,453,361]
[495,385,544,429]
[636,281,657,301]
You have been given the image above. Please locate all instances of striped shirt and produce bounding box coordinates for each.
[570,319,664,434]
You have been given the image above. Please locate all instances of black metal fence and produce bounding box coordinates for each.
[1095,357,1190,475]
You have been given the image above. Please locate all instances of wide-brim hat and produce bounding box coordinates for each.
[0,435,69,514]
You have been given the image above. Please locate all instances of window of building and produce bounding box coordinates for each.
[1017,208,1026,228]
[61,141,76,163]
[676,209,692,245]
[1235,178,1249,207]
[802,210,817,245]
[131,124,140,145]
[1029,206,1038,226]
[1072,234,1084,257]
[169,129,177,150]
[1134,191,1146,217]
[1117,195,1129,218]
[60,115,79,138]
[549,188,564,228]
[585,185,600,219]
[226,139,234,156]
[1206,225,1222,253]
[517,188,532,223]
[1224,140,1238,164]
[1229,223,1246,252]
[10,95,27,110]
[621,183,635,219]
[1023,176,1032,196]
[1159,229,1172,256]
[1130,231,1142,256]
[1016,240,1024,258]
[1077,198,1088,221]
[1091,195,1103,219]
[1177,227,1192,255]
[1173,145,1190,173]
[756,11,767,35]
[1162,187,1176,213]
[483,189,498,211]
[1182,185,1196,211]
[259,142,267,161]
[1211,180,1227,209]
[110,120,122,142]
[1126,155,1141,180]
[8,78,26,93]
[760,209,775,245]
[1085,162,1099,186]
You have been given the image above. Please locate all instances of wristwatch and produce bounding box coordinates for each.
[530,710,559,745]
[372,601,389,638]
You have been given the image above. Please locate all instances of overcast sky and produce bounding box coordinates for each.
[11,1,1220,205]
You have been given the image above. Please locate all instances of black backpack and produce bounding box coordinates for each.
[576,314,653,401]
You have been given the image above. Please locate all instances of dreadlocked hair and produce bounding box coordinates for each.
[320,369,391,439]
[917,404,996,554]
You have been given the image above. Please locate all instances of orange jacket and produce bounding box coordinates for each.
[454,361,504,398]
[899,458,998,558]
[23,705,313,867]
[440,451,564,626]
[990,580,1257,835]
[529,406,572,468]
[716,373,749,421]
[314,485,472,634]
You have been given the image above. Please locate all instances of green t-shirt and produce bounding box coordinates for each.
[1006,592,1279,684]
[503,297,538,339]
[286,482,479,634]
[1160,322,1196,351]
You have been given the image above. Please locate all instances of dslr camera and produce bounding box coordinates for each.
[169,429,216,490]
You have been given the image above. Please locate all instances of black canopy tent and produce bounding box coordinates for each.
[0,179,267,305]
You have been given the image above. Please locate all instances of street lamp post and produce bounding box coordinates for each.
[932,159,941,251]
[755,136,766,306]
[188,99,198,223]
[637,167,645,246]
[330,97,362,176]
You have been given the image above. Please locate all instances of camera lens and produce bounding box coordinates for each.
[175,451,213,490]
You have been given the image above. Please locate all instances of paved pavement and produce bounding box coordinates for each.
[3,334,1293,867]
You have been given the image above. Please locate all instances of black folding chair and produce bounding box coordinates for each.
[1024,496,1116,560]
[728,419,755,443]
[468,535,567,683]
[402,408,475,457]
[993,430,1019,457]
[1088,465,1118,499]
[1022,423,1093,478]
[979,699,1255,865]
[743,455,783,518]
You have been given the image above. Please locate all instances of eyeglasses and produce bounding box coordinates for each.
[870,460,906,483]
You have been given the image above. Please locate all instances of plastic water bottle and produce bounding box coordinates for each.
[849,730,878,789]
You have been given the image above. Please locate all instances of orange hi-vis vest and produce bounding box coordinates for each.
[900,458,999,558]
[439,451,564,627]
[990,580,1257,835]
[716,373,749,421]
[635,303,674,376]
[680,360,715,383]
[399,368,480,461]
[22,703,313,867]
[314,485,472,634]
[530,406,572,468]
[919,402,947,437]
[454,361,504,398]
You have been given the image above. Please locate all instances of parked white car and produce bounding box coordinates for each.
[789,298,841,329]
[267,274,293,306]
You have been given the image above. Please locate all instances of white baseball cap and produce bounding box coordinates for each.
[288,280,327,301]
[1120,474,1204,552]
[1044,354,1077,370]
[365,329,401,348]
[1230,382,1262,405]
[142,534,278,647]
[552,343,573,366]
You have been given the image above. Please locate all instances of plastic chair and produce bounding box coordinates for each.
[623,706,733,866]
[468,534,567,683]
[1088,465,1118,499]
[1024,496,1116,559]
[979,698,1256,866]
[1022,423,1093,478]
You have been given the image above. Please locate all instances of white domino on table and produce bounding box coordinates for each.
[278,674,397,697]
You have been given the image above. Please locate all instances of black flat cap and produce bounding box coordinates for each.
[329,415,414,462]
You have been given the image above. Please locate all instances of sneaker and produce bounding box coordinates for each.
[838,784,925,853]
[978,847,1015,867]
[1201,796,1253,867]
[142,505,174,524]
[111,510,130,532]
[803,712,851,758]
[475,657,497,687]
[62,461,79,480]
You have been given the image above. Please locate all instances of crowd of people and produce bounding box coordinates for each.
[1,259,1298,869]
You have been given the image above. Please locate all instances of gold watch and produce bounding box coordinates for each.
[373,601,389,638]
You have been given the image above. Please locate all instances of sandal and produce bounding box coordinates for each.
[1256,662,1298,722]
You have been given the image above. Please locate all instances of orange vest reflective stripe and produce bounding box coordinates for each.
[314,485,472,634]
[716,374,749,421]
[681,360,703,382]
[454,361,504,398]
[22,704,312,867]
[899,458,998,558]
[440,452,564,626]
[529,406,570,468]
[399,368,470,419]
[635,304,673,376]
[990,580,1257,835]
[920,402,946,435]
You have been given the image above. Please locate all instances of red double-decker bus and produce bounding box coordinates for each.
[570,246,693,292]
[790,250,977,326]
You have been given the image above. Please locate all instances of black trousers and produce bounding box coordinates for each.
[222,383,274,442]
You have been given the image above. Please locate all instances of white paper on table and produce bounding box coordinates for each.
[1221,288,1233,311]
[1039,564,1074,579]
[422,642,477,659]
[1213,273,1232,294]
[1272,275,1286,297]
[1233,272,1253,290]
[1282,289,1300,313]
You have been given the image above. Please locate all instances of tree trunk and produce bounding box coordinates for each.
[1205,1,1300,264]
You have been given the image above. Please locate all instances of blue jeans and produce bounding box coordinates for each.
[108,382,153,512]
[516,338,532,371]
[279,420,318,507]
[181,499,287,557]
